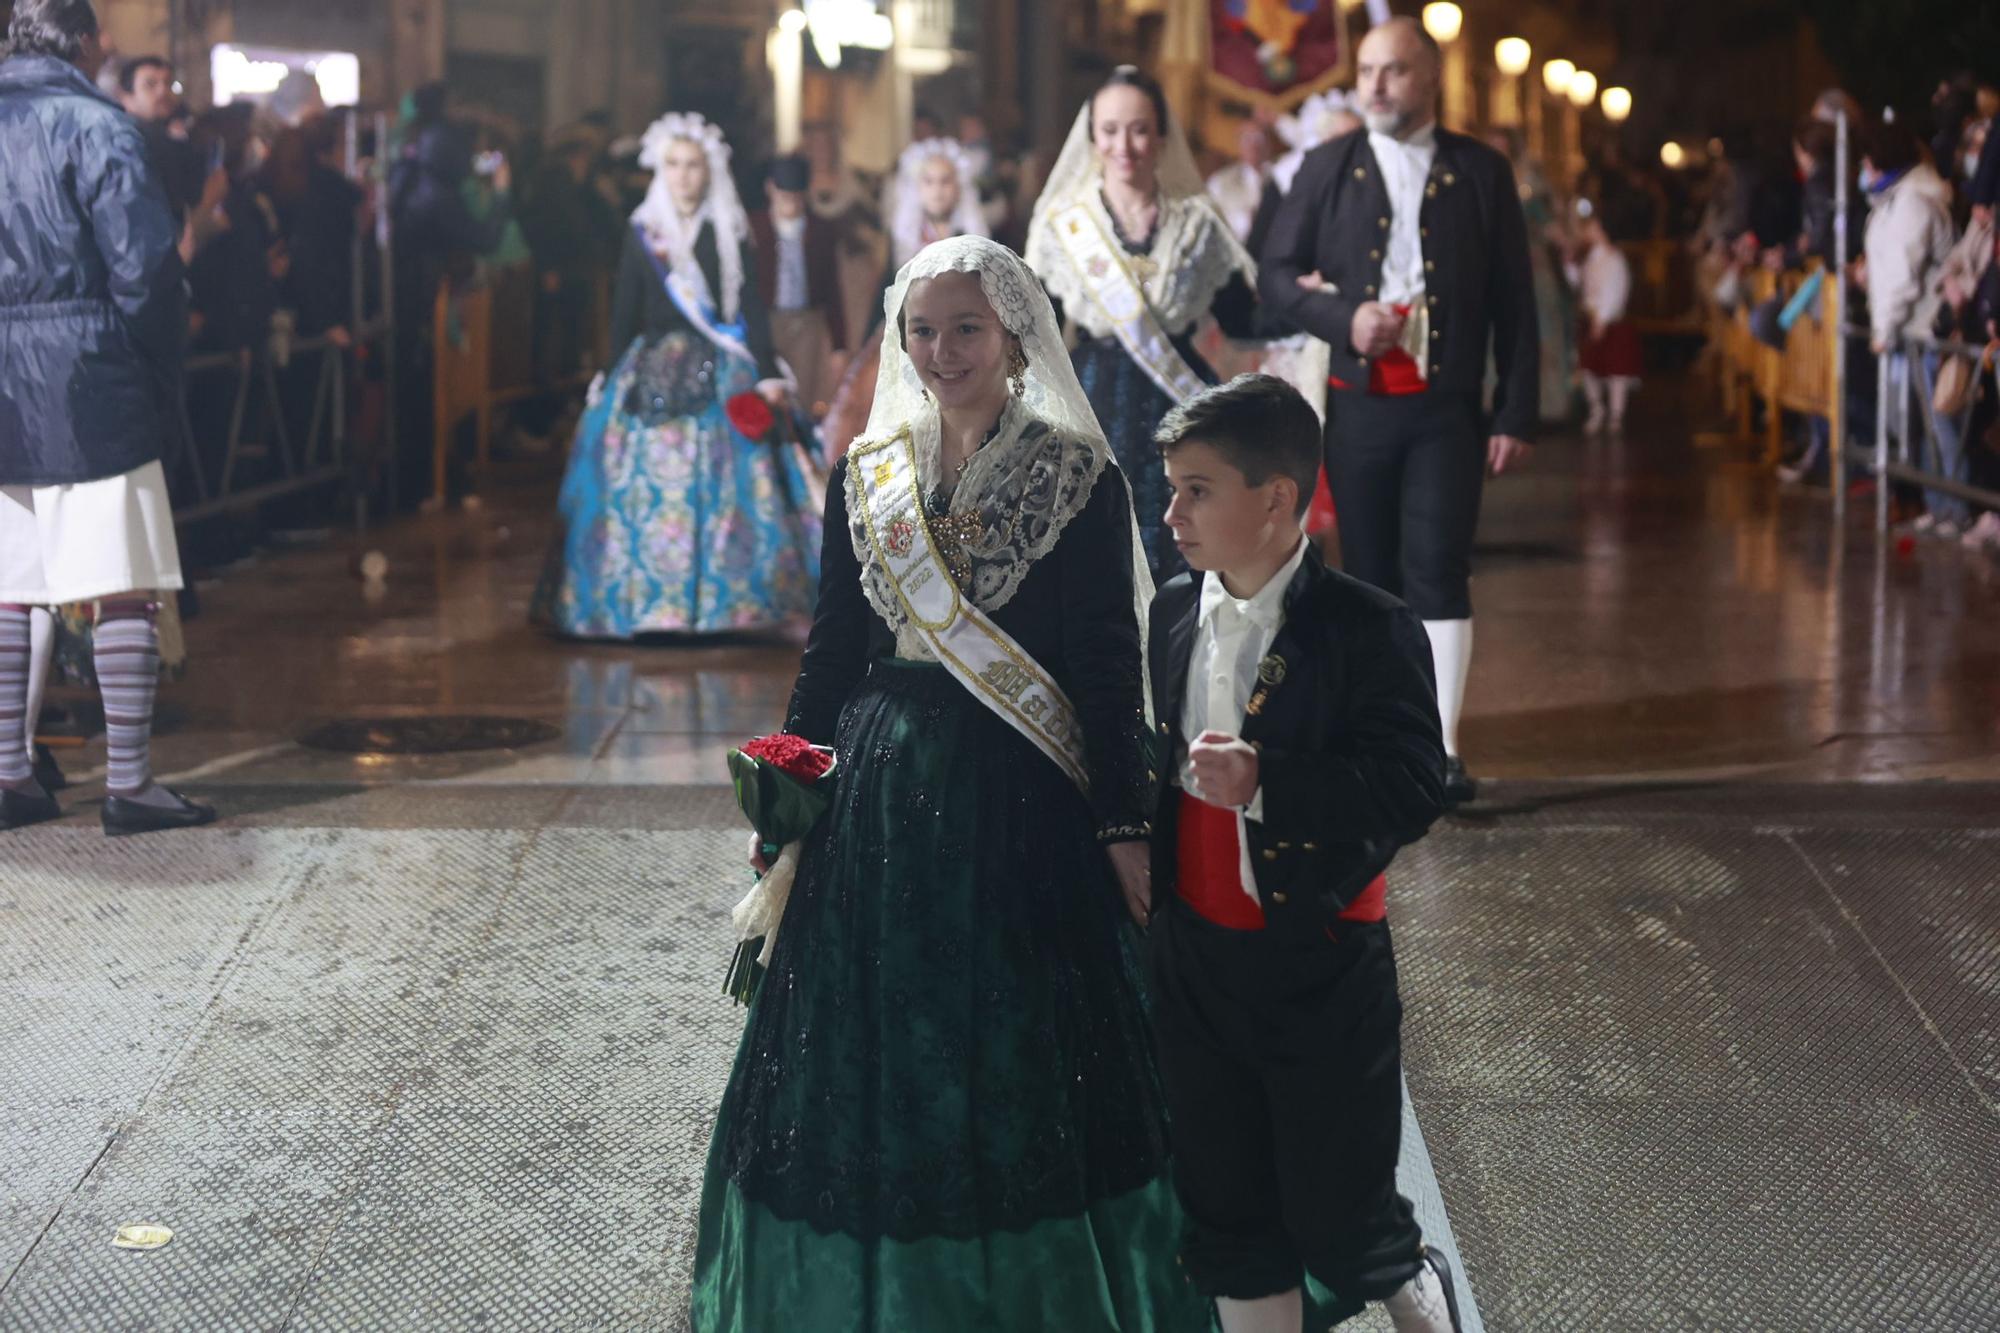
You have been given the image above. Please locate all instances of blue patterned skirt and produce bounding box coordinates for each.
[531,333,822,638]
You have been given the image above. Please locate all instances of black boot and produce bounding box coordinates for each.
[1,784,61,831]
[32,742,67,792]
[101,787,218,838]
[1443,756,1478,808]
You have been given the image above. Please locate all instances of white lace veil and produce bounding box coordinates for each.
[1028,70,1255,279]
[1273,89,1359,195]
[631,112,749,322]
[852,234,1155,715]
[888,138,990,268]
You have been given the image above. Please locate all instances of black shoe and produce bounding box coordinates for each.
[1444,755,1478,807]
[1421,1244,1466,1332]
[1,784,61,831]
[101,788,218,838]
[32,742,67,792]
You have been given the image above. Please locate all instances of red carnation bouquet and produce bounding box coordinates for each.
[725,390,778,442]
[722,732,838,1003]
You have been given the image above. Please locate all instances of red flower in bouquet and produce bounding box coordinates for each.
[739,732,833,782]
[723,732,838,1004]
[725,390,777,441]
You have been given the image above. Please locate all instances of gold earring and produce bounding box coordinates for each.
[1008,346,1029,397]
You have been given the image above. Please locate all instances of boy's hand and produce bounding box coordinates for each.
[1188,730,1259,809]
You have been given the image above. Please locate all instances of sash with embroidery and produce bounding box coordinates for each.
[849,427,1091,794]
[636,225,764,371]
[1051,199,1209,402]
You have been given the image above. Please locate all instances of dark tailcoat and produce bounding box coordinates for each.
[1146,546,1448,932]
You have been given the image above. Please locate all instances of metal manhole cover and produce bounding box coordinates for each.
[296,715,563,755]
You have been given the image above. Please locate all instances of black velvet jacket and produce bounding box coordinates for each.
[1147,546,1447,932]
[607,223,781,380]
[1258,127,1540,442]
[785,456,1154,841]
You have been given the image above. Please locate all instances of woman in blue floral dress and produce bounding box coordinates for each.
[531,113,820,637]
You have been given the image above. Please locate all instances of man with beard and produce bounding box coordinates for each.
[1259,16,1538,807]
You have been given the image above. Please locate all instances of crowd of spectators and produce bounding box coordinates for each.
[1700,79,2000,551]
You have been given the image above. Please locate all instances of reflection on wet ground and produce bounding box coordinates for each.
[43,382,1988,801]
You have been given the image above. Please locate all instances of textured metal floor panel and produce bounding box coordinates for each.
[1,793,1995,1331]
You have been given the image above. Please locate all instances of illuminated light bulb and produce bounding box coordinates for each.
[1421,3,1463,43]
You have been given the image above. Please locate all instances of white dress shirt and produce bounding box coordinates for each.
[1367,123,1436,307]
[1177,538,1309,907]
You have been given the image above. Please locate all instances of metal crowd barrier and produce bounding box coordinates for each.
[1859,328,2000,533]
[169,113,395,534]
[170,323,386,528]
[1703,108,1999,535]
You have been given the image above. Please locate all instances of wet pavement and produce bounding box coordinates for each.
[33,377,1995,796]
[4,387,1998,1330]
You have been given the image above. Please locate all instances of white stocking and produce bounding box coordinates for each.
[1216,1289,1303,1333]
[1422,618,1474,758]
[1581,372,1606,426]
[24,606,53,756]
[1608,377,1633,427]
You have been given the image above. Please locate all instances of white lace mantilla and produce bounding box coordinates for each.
[847,400,1105,661]
[844,234,1153,710]
[1027,189,1247,340]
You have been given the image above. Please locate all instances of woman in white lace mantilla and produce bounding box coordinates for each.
[528,112,821,638]
[690,235,1207,1333]
[819,138,990,463]
[1026,66,1262,579]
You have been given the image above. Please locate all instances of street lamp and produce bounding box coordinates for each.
[1492,36,1533,134]
[1543,59,1575,97]
[1421,3,1463,44]
[1566,69,1598,108]
[1601,86,1632,123]
[778,8,807,34]
[1660,141,1685,169]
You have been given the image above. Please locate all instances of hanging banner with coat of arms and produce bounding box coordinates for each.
[1209,0,1342,99]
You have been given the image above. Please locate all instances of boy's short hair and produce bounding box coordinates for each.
[1154,373,1321,517]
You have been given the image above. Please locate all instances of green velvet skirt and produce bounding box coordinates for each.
[691,660,1209,1331]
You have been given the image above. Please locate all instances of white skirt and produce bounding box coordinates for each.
[0,460,184,604]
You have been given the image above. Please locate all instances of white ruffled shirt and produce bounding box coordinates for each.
[1368,123,1436,307]
[1177,537,1309,907]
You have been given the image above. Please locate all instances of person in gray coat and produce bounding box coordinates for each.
[0,0,215,835]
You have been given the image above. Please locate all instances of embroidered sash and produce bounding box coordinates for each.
[850,426,1091,795]
[1051,200,1209,402]
[636,226,761,370]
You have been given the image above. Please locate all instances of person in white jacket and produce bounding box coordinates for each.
[1861,117,1965,533]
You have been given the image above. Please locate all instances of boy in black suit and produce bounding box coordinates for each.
[1146,374,1459,1333]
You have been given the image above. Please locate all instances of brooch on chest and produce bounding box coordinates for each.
[926,506,984,588]
[1245,653,1288,718]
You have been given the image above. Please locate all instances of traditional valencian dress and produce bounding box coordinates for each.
[1026,95,1260,581]
[530,113,820,638]
[690,236,1206,1332]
